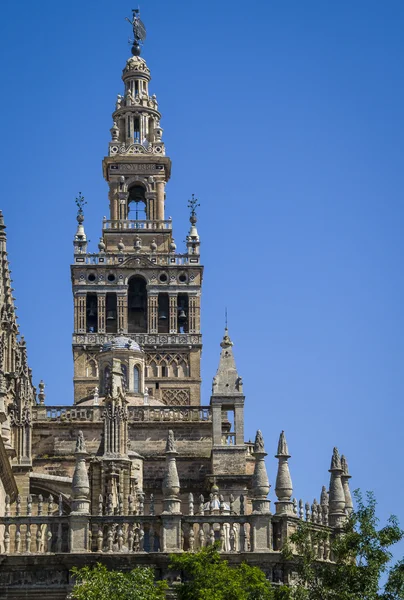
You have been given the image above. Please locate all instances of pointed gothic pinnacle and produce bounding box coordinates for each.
[276,430,290,458]
[275,431,293,511]
[341,455,350,477]
[320,485,329,506]
[251,430,270,514]
[341,455,353,515]
[328,447,346,526]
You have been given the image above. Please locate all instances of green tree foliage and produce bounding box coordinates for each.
[282,490,404,600]
[69,562,167,600]
[170,544,275,600]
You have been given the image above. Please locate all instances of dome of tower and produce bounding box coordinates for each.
[124,55,150,76]
[101,336,142,353]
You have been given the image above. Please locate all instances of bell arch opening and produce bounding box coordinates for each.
[128,275,147,333]
[128,184,147,220]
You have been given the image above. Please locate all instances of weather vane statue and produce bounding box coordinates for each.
[125,8,147,56]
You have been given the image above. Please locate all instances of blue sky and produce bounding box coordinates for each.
[0,0,403,557]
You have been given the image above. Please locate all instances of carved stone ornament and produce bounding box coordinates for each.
[166,429,176,453]
[254,429,265,454]
[75,430,87,454]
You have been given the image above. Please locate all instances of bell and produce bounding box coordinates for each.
[159,311,168,320]
[178,309,187,320]
[129,295,143,309]
[106,310,116,320]
[88,307,96,318]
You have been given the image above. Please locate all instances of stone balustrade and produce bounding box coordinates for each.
[72,333,202,347]
[73,251,190,266]
[102,219,172,231]
[0,489,331,557]
[31,405,212,424]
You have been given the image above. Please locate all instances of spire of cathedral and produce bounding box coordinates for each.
[212,328,243,396]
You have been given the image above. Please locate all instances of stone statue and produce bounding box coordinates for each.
[126,89,134,106]
[254,429,265,453]
[277,430,289,456]
[116,94,122,110]
[166,429,176,452]
[330,447,341,470]
[75,430,86,454]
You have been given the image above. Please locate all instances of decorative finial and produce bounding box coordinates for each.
[188,193,200,224]
[254,430,265,454]
[166,429,176,453]
[220,327,233,349]
[225,307,228,329]
[75,192,87,223]
[320,485,329,505]
[75,430,87,454]
[341,455,350,476]
[276,431,290,457]
[330,447,342,470]
[125,9,147,56]
[38,380,45,405]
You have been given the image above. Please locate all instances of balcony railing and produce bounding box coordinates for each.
[32,405,211,424]
[103,219,172,231]
[72,333,202,346]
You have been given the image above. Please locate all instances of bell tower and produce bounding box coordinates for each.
[71,12,203,406]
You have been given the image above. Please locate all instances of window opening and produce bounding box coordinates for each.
[178,293,189,333]
[134,365,140,393]
[106,293,117,333]
[86,293,98,333]
[128,276,147,334]
[158,293,169,333]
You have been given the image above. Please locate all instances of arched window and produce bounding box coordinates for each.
[128,275,147,333]
[128,184,147,220]
[158,293,169,333]
[134,365,140,393]
[103,366,111,396]
[121,364,128,391]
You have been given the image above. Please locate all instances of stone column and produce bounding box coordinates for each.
[156,181,165,221]
[161,430,182,551]
[98,294,106,333]
[148,294,158,334]
[169,294,177,334]
[211,402,222,446]
[250,430,272,552]
[117,294,127,333]
[69,431,90,552]
[75,294,86,333]
[234,401,244,446]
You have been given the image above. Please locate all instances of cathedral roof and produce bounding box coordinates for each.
[101,336,142,353]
